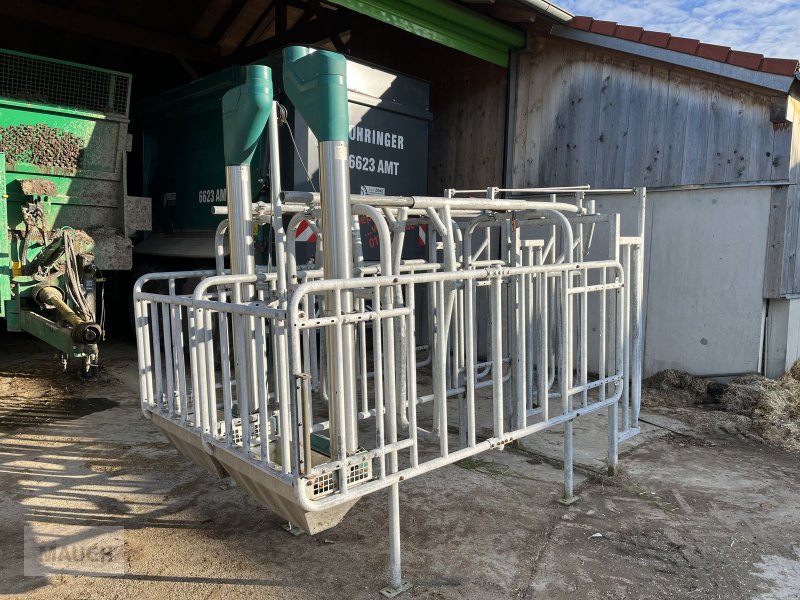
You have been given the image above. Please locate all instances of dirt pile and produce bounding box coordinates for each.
[643,365,800,452]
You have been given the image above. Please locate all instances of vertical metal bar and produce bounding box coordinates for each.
[205,309,218,436]
[491,276,504,438]
[538,272,549,422]
[160,293,175,417]
[607,214,621,475]
[631,244,644,426]
[406,282,419,467]
[331,289,349,494]
[560,267,575,503]
[277,315,292,473]
[599,267,607,403]
[358,299,369,415]
[150,302,163,412]
[194,305,209,432]
[622,244,631,432]
[135,298,154,409]
[254,311,269,463]
[373,285,387,480]
[511,225,525,430]
[387,483,403,591]
[435,279,448,457]
[319,141,357,455]
[168,280,187,421]
[610,264,625,476]
[187,303,201,427]
[219,309,234,445]
[581,266,588,408]
[630,186,647,428]
[464,276,477,448]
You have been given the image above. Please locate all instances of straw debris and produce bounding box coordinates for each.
[643,364,800,452]
[642,369,712,408]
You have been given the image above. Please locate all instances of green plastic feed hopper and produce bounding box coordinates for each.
[282,46,348,143]
[222,65,273,166]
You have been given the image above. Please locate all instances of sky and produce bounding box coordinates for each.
[554,0,800,59]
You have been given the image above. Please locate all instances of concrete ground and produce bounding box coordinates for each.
[1,333,799,599]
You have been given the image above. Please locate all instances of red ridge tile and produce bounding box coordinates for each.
[570,16,593,31]
[615,25,644,42]
[727,50,764,70]
[639,31,670,48]
[589,20,617,36]
[566,15,798,75]
[696,43,730,62]
[666,36,700,54]
[759,58,799,76]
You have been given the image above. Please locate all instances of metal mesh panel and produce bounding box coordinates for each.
[310,460,373,499]
[0,50,131,117]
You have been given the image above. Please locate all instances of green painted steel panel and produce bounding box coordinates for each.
[0,99,128,233]
[135,66,254,233]
[331,0,525,66]
[0,157,8,318]
[0,49,133,357]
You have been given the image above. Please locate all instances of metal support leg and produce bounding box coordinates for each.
[558,420,578,505]
[607,402,619,476]
[380,483,410,598]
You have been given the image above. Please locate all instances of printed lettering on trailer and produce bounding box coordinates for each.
[348,125,404,177]
[199,188,227,204]
[349,126,404,149]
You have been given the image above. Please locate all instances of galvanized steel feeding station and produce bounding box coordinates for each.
[134,45,645,596]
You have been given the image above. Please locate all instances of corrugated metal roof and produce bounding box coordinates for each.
[568,16,799,77]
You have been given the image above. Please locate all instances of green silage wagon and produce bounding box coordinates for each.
[0,49,150,372]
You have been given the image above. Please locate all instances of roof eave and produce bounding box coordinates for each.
[513,0,573,24]
[552,24,796,94]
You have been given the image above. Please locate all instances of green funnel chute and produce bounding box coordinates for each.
[282,46,349,143]
[222,64,273,166]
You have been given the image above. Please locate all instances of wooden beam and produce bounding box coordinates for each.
[0,0,220,62]
[191,0,229,39]
[276,0,288,38]
[210,0,253,45]
[241,1,276,47]
[234,8,349,63]
[308,0,346,53]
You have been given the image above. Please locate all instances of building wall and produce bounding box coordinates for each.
[511,36,789,190]
[642,186,770,375]
[510,35,796,376]
[349,16,507,194]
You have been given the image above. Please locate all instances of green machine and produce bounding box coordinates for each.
[0,49,151,372]
[133,52,430,265]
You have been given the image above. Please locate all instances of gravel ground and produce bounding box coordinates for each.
[0,333,799,599]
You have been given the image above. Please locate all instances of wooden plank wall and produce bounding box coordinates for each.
[348,16,507,194]
[513,35,800,297]
[511,36,788,189]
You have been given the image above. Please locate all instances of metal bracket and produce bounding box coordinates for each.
[557,494,579,506]
[282,522,304,537]
[380,580,411,598]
